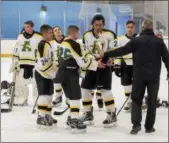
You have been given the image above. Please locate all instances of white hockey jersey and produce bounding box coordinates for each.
[83,29,117,58]
[35,40,58,79]
[60,39,98,71]
[49,40,61,67]
[114,33,138,66]
[13,31,43,66]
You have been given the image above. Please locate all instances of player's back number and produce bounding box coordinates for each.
[57,46,71,60]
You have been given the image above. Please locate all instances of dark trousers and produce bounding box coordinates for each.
[56,68,81,100]
[131,79,159,129]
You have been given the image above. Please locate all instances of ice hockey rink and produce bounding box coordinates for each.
[1,58,168,142]
[1,0,169,142]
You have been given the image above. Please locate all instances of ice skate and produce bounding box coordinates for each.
[36,115,53,129]
[69,118,86,133]
[80,107,94,125]
[52,96,62,107]
[103,109,117,128]
[66,116,71,130]
[124,101,132,112]
[130,126,141,134]
[46,114,57,126]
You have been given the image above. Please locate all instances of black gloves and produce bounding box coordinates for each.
[114,65,122,77]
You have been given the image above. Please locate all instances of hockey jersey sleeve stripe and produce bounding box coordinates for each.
[43,43,49,57]
[13,55,19,58]
[42,65,56,78]
[85,58,92,69]
[19,59,36,61]
[40,60,53,71]
[40,63,53,72]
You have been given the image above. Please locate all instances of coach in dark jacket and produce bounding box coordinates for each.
[102,20,169,134]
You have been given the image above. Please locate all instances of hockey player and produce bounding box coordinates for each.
[35,24,58,128]
[114,20,137,111]
[56,25,104,133]
[10,21,43,106]
[81,14,117,127]
[52,26,65,106]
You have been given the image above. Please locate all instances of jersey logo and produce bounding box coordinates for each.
[22,41,31,51]
[92,40,104,54]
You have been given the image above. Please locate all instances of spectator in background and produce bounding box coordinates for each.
[53,26,65,44]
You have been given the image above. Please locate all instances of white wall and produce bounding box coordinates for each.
[1,40,17,55]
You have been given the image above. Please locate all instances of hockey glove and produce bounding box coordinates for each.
[114,65,122,77]
[9,61,20,73]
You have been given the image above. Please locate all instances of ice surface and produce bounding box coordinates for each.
[1,58,168,142]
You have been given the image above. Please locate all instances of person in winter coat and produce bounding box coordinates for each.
[101,20,169,134]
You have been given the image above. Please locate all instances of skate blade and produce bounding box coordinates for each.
[37,124,53,130]
[103,122,117,128]
[84,121,94,126]
[70,128,86,134]
[52,123,57,127]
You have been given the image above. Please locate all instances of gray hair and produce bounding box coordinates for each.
[141,20,153,31]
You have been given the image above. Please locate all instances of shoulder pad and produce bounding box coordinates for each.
[49,40,55,44]
[34,31,42,37]
[83,30,92,37]
[117,35,126,40]
[103,29,117,38]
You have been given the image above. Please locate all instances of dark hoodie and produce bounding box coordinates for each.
[104,29,169,82]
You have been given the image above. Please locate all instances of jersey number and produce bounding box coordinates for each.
[57,47,71,60]
[22,41,31,51]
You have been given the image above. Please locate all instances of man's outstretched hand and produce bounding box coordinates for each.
[98,59,106,68]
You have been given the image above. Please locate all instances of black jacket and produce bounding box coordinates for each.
[104,29,169,82]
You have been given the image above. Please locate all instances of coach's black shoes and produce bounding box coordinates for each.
[145,128,156,133]
[130,126,141,134]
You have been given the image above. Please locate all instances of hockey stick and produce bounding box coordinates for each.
[32,94,40,114]
[116,96,130,117]
[53,107,68,115]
